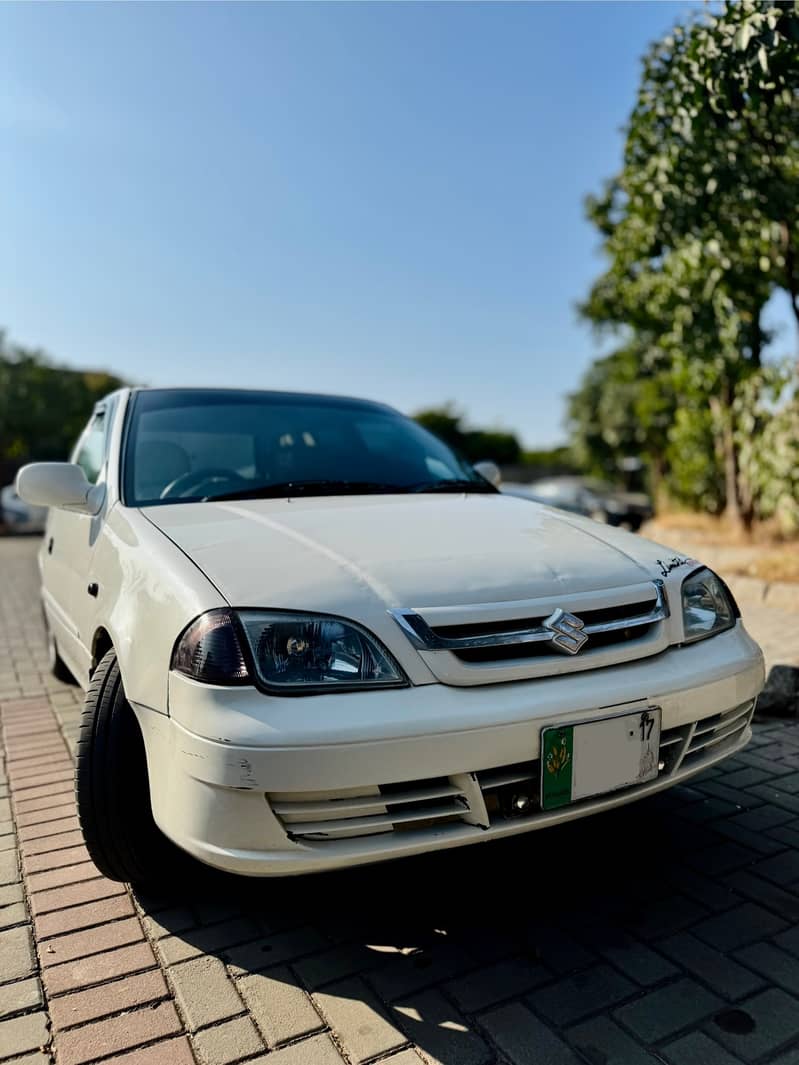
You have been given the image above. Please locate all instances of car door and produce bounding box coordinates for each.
[43,402,115,685]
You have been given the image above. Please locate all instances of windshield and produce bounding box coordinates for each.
[123,389,493,505]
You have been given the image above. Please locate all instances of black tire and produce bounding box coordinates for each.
[42,608,75,684]
[75,648,191,888]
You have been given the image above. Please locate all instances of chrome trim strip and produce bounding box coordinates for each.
[390,581,669,652]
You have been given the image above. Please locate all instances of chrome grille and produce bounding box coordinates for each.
[390,581,670,683]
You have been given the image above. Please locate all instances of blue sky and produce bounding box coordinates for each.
[6,0,776,447]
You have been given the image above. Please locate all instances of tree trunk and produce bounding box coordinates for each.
[780,221,799,363]
[710,388,750,534]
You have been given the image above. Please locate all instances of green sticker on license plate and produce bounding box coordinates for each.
[541,726,574,810]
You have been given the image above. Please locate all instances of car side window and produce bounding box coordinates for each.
[74,411,107,485]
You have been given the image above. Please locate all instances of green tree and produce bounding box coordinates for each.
[414,405,522,465]
[579,0,798,527]
[0,331,127,469]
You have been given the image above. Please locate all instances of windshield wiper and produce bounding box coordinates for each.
[410,479,497,494]
[203,480,408,502]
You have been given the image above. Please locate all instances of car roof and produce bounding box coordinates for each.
[126,386,397,414]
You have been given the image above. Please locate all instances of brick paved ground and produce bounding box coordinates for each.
[2,534,799,1065]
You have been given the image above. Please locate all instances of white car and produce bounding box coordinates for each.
[16,387,765,888]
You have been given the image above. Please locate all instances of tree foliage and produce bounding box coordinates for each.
[576,0,799,529]
[0,332,127,470]
[413,405,523,466]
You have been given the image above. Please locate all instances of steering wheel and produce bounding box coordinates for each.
[159,468,251,500]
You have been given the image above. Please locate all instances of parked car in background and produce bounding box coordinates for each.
[0,484,47,533]
[506,476,653,531]
[16,388,762,888]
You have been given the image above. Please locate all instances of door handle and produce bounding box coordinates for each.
[47,537,54,555]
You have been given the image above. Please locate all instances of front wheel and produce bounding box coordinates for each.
[75,649,192,888]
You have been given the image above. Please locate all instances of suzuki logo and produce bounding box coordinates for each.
[543,608,588,655]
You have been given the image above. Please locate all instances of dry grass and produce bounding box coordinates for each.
[642,512,799,584]
[743,551,799,583]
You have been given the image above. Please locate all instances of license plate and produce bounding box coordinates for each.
[540,706,661,811]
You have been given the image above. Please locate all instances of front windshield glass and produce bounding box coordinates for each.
[124,389,492,505]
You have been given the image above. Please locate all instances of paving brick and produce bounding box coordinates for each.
[17,816,79,843]
[444,957,550,1014]
[614,977,723,1042]
[49,968,169,1031]
[749,785,799,815]
[35,893,135,939]
[43,941,158,996]
[22,844,91,875]
[14,802,76,829]
[0,1012,49,1060]
[734,941,799,995]
[168,954,244,1031]
[225,925,329,976]
[0,849,20,886]
[238,965,324,1046]
[13,779,72,800]
[531,963,637,1027]
[367,942,472,1002]
[391,988,490,1065]
[692,901,787,951]
[667,868,740,911]
[0,902,27,930]
[620,893,708,941]
[595,931,679,987]
[94,1035,196,1065]
[0,924,36,981]
[737,805,796,830]
[155,917,261,966]
[30,875,127,916]
[314,976,406,1063]
[191,1014,264,1065]
[0,977,42,1019]
[27,860,99,894]
[726,869,799,921]
[657,932,765,1001]
[0,1050,51,1064]
[21,830,84,858]
[528,926,596,975]
[39,914,143,967]
[9,761,72,783]
[293,942,385,990]
[15,783,74,810]
[12,770,73,791]
[711,988,799,1061]
[567,1016,659,1065]
[55,1000,182,1065]
[753,849,799,886]
[480,1001,581,1065]
[664,1032,743,1065]
[140,906,197,940]
[250,1033,346,1065]
[0,881,24,907]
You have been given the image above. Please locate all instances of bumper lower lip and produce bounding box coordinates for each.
[134,622,764,877]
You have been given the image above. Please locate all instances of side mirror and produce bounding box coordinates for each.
[473,460,502,488]
[15,463,105,516]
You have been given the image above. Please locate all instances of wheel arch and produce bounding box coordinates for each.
[91,627,114,676]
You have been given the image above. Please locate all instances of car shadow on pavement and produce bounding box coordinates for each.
[131,765,779,1064]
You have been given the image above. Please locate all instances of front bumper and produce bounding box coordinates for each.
[133,622,764,876]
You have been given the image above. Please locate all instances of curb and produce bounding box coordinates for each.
[756,665,799,719]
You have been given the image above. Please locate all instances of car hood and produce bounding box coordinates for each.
[142,494,674,615]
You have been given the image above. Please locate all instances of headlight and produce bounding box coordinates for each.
[172,609,407,693]
[681,568,737,643]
